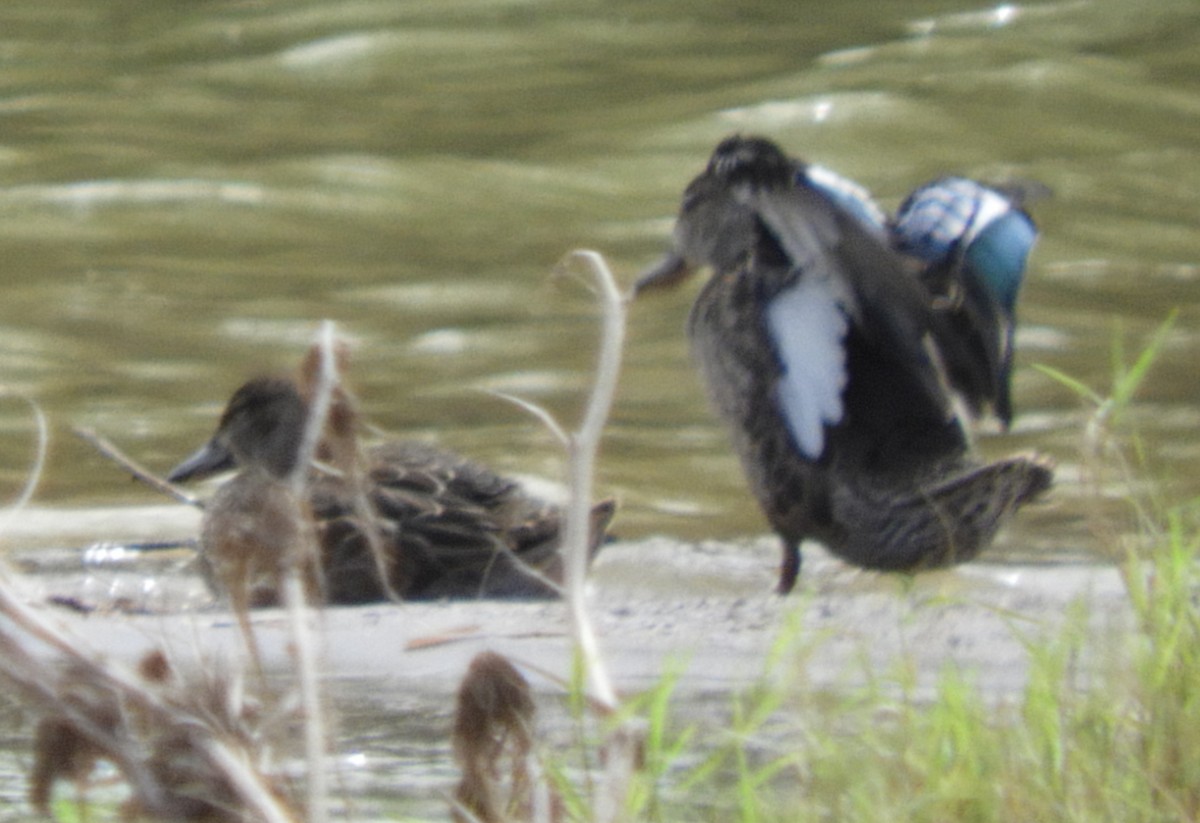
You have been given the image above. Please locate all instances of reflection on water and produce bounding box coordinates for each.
[0,0,1198,812]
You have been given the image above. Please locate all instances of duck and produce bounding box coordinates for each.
[163,376,321,668]
[168,367,616,606]
[635,134,1052,593]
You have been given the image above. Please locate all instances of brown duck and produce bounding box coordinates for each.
[636,135,1052,593]
[168,374,615,605]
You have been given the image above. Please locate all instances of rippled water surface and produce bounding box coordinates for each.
[0,0,1198,815]
[1,0,1198,551]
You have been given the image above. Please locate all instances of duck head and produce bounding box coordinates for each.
[168,377,307,483]
[634,135,901,294]
[634,135,803,294]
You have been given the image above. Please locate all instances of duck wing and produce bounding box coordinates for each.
[894,177,1039,426]
[724,153,961,462]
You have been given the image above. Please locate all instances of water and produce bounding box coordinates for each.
[1,0,1198,547]
[0,0,1198,815]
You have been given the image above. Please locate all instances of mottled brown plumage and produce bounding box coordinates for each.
[169,375,615,605]
[637,135,1052,592]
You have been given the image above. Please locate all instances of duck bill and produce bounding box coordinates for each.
[167,439,236,483]
[632,251,696,295]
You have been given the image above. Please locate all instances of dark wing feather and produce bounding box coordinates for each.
[738,177,961,443]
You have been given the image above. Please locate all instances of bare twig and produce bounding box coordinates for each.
[282,320,338,823]
[0,389,51,550]
[72,425,203,508]
[1,390,48,514]
[485,544,565,600]
[299,341,402,604]
[291,322,339,499]
[485,389,571,449]
[555,249,626,711]
[556,250,644,823]
[482,253,637,820]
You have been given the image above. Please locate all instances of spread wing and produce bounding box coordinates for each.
[734,175,959,460]
[894,177,1039,425]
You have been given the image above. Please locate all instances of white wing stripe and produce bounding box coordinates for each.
[766,271,850,460]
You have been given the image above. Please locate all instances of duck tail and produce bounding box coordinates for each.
[831,453,1054,571]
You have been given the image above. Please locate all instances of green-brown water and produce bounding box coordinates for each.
[2,0,1199,552]
[0,0,1198,815]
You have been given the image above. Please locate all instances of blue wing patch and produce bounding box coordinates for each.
[893,177,1036,312]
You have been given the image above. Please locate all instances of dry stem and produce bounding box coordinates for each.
[72,426,203,508]
[281,320,339,823]
[556,250,642,823]
[555,250,626,712]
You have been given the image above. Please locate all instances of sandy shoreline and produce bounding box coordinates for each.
[7,521,1132,705]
